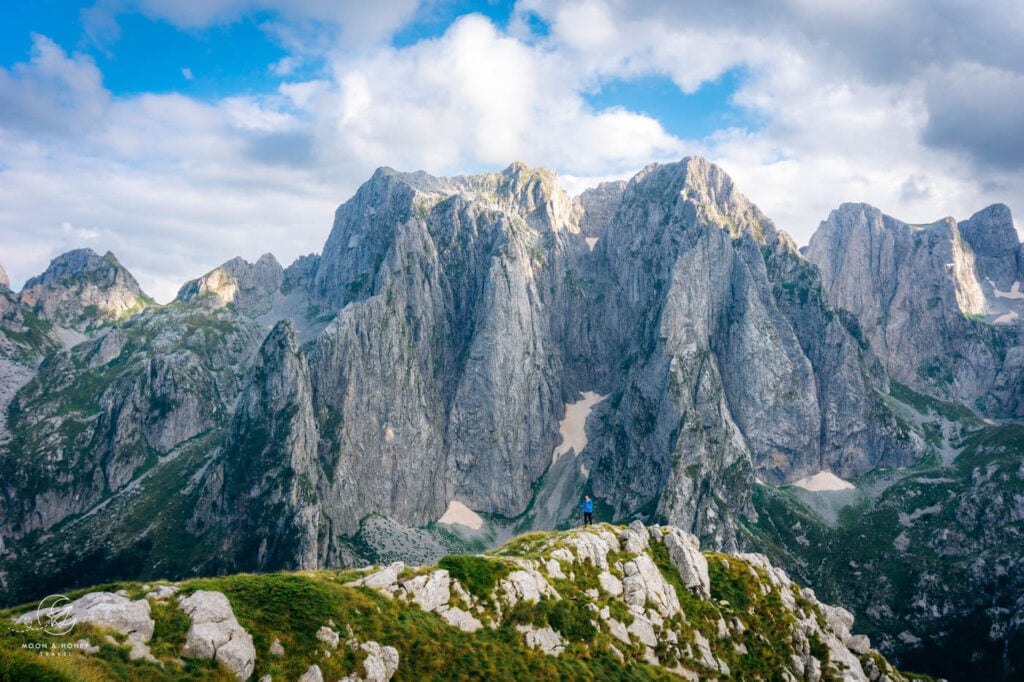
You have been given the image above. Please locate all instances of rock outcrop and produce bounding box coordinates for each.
[179,590,256,681]
[348,523,909,681]
[14,591,155,661]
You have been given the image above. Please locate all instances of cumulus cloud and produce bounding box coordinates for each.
[0,34,109,136]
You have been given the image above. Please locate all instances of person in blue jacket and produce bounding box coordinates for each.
[580,495,593,526]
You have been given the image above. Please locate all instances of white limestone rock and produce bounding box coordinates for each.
[662,527,711,598]
[317,625,340,648]
[598,570,623,597]
[401,569,450,612]
[438,605,483,632]
[179,590,256,681]
[621,554,680,618]
[360,641,400,681]
[349,562,405,592]
[557,528,620,569]
[516,624,565,656]
[298,664,324,682]
[16,592,155,661]
[498,569,559,607]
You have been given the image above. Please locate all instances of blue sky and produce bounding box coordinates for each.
[1,1,1022,301]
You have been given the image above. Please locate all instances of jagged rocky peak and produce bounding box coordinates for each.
[630,156,775,241]
[959,203,1018,258]
[462,161,582,233]
[804,201,1024,415]
[311,161,583,311]
[808,201,987,318]
[176,253,284,316]
[0,262,9,291]
[958,203,1022,287]
[18,248,150,331]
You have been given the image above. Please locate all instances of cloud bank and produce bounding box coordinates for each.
[0,0,1020,301]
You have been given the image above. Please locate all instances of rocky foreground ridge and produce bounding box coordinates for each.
[2,523,921,681]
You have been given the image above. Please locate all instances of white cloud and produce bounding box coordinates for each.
[181,67,194,80]
[2,1,1023,301]
[0,34,109,136]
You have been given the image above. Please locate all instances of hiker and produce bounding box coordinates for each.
[580,495,593,526]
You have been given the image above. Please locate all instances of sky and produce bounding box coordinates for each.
[1,0,1022,302]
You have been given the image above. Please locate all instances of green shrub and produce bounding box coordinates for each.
[438,555,511,600]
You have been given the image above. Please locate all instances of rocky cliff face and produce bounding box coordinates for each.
[583,159,920,548]
[1,159,925,555]
[805,202,1024,417]
[217,319,321,571]
[307,164,588,534]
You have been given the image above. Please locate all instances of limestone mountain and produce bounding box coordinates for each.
[18,248,152,332]
[805,202,1024,417]
[1,158,1022,679]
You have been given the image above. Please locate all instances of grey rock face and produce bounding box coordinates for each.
[661,527,711,598]
[307,163,586,536]
[806,202,1023,417]
[0,303,263,541]
[177,254,284,316]
[584,159,919,547]
[0,263,8,290]
[958,204,1020,287]
[19,249,150,331]
[218,319,321,571]
[179,590,256,681]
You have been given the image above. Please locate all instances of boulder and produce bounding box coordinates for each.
[317,625,340,648]
[360,641,400,681]
[179,590,256,681]
[438,606,483,632]
[662,528,711,598]
[298,664,324,682]
[846,634,871,655]
[350,562,405,592]
[622,554,681,618]
[401,569,450,612]
[499,569,559,607]
[16,592,155,661]
[516,625,565,656]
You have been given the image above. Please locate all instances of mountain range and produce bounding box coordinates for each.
[1,157,1021,679]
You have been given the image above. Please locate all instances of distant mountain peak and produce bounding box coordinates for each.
[18,248,150,331]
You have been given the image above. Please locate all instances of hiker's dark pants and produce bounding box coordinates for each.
[583,512,592,525]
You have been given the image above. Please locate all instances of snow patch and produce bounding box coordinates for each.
[791,472,855,492]
[993,281,1024,300]
[438,500,483,530]
[585,237,599,251]
[552,391,607,464]
[993,310,1019,325]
